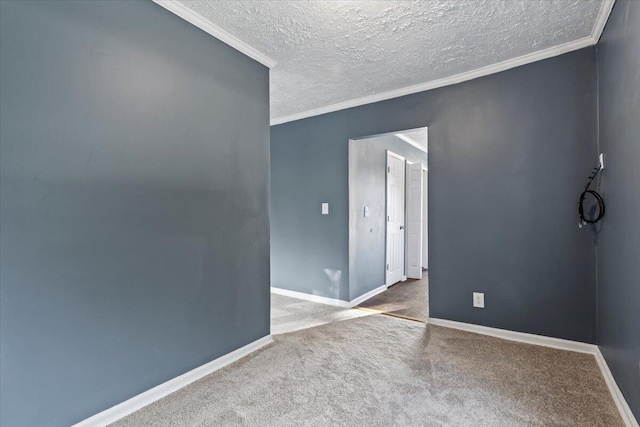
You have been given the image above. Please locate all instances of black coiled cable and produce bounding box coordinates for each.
[578,166,605,224]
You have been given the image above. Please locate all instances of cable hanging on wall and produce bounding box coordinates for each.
[578,163,605,225]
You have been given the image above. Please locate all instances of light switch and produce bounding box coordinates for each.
[322,203,329,215]
[364,206,369,218]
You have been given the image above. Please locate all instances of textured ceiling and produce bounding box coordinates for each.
[180,1,605,122]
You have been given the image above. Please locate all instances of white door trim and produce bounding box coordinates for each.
[406,162,423,279]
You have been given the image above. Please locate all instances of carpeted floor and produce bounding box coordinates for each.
[113,313,622,426]
[357,275,429,322]
[271,293,371,335]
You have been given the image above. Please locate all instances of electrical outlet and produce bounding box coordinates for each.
[599,153,605,169]
[473,292,485,308]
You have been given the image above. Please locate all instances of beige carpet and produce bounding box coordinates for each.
[271,293,371,335]
[113,314,622,426]
[357,276,429,322]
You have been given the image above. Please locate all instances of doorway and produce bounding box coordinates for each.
[348,127,429,322]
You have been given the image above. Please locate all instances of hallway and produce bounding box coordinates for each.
[356,275,429,322]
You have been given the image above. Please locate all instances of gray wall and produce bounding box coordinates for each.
[270,119,350,300]
[271,47,597,343]
[596,0,640,420]
[349,134,427,300]
[0,1,270,426]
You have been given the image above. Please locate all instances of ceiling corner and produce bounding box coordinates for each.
[152,0,277,68]
[591,0,616,43]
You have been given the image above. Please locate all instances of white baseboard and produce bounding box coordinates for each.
[348,285,387,307]
[595,348,640,427]
[428,318,596,353]
[73,335,273,427]
[71,317,637,427]
[429,318,638,426]
[270,285,387,308]
[271,287,351,308]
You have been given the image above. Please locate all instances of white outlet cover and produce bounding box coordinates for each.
[473,292,485,309]
[322,203,329,215]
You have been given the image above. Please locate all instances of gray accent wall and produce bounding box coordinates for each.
[271,47,598,343]
[0,1,270,426]
[349,134,427,300]
[596,0,640,420]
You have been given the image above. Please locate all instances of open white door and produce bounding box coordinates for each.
[386,151,405,287]
[422,167,428,270]
[406,162,423,279]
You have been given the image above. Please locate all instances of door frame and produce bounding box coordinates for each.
[385,150,406,287]
[406,161,423,279]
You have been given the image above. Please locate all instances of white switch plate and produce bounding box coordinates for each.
[473,292,485,308]
[322,203,329,215]
[364,206,369,218]
[599,153,605,169]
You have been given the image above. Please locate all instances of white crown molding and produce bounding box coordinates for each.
[151,0,614,123]
[429,318,638,426]
[152,0,277,68]
[151,0,614,124]
[270,36,593,125]
[394,133,428,154]
[595,348,640,427]
[592,0,616,43]
[271,0,615,126]
[271,285,387,308]
[72,335,273,427]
